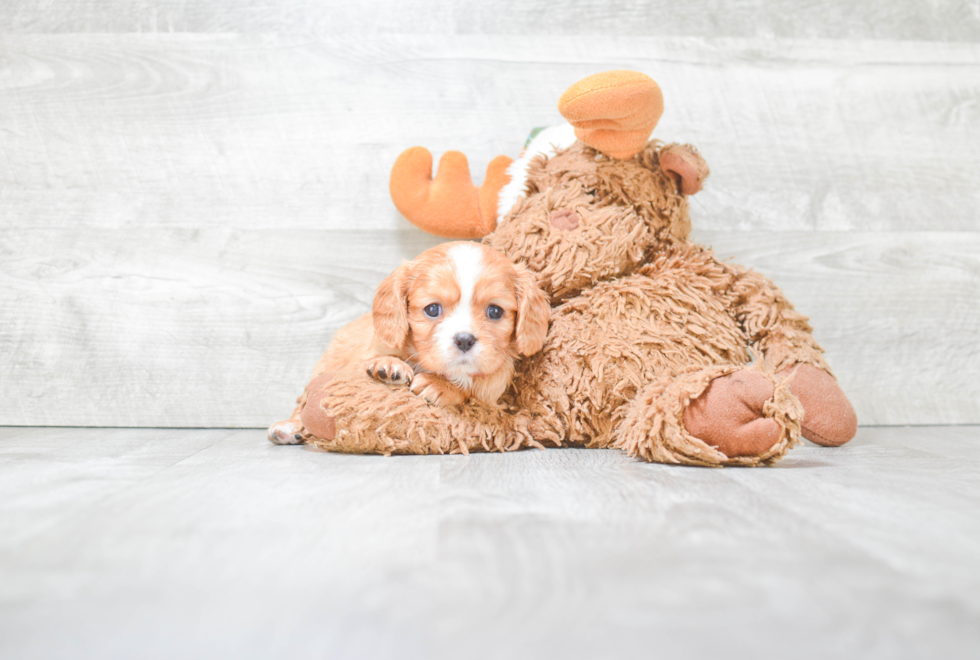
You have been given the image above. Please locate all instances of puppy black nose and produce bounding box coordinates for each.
[453,333,477,353]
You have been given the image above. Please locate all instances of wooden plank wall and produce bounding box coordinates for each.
[1,2,978,427]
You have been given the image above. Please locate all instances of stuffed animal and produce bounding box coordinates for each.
[268,70,857,467]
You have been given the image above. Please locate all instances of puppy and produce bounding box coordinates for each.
[311,241,550,407]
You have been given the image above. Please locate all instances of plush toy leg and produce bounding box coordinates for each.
[615,365,803,467]
[297,370,534,456]
[683,370,787,458]
[299,373,338,440]
[267,373,337,445]
[781,364,858,446]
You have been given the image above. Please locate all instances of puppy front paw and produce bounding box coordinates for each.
[366,356,414,386]
[409,373,468,406]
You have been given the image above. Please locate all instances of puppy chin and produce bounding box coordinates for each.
[427,345,508,383]
[444,356,482,381]
[429,350,480,382]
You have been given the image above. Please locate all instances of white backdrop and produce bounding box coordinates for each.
[1,2,978,427]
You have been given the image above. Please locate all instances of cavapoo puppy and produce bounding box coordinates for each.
[269,242,550,444]
[365,241,550,405]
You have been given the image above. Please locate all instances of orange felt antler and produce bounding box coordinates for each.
[558,70,664,160]
[389,147,513,239]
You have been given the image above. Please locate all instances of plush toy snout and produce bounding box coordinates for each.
[549,209,581,230]
[486,182,650,303]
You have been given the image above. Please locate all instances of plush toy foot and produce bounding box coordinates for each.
[267,418,305,445]
[298,373,338,441]
[683,370,782,458]
[782,364,858,447]
[616,366,799,466]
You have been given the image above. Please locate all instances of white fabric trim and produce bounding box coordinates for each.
[496,123,578,225]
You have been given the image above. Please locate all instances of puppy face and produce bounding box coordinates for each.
[373,242,549,380]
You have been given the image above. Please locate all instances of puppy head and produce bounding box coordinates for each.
[373,242,550,379]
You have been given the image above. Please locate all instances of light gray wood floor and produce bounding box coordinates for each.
[2,425,978,660]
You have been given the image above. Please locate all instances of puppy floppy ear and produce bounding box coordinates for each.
[373,261,415,350]
[513,263,551,356]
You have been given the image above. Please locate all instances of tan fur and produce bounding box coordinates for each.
[273,139,845,467]
[305,242,549,409]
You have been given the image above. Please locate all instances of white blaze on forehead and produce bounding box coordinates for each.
[436,243,485,371]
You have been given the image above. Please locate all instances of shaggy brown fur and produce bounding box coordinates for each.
[280,139,847,467]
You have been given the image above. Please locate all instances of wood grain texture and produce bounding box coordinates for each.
[1,228,976,426]
[2,426,979,659]
[2,0,979,41]
[0,229,443,426]
[1,33,978,426]
[1,35,978,232]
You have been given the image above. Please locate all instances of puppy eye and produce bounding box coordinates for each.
[423,303,442,318]
[486,304,504,320]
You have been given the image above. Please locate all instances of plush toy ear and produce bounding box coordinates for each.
[558,70,664,160]
[513,264,551,356]
[659,144,710,195]
[372,261,415,350]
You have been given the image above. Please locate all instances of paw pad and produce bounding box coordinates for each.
[366,357,413,386]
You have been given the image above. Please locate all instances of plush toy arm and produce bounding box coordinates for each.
[389,147,513,239]
[727,266,858,446]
